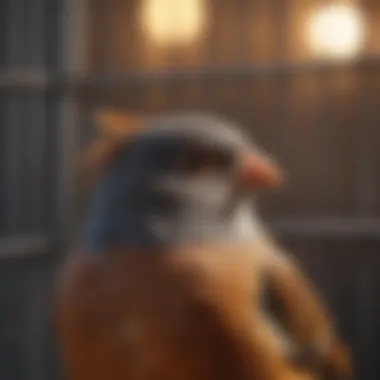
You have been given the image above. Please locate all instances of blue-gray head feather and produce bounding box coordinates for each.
[83,113,265,251]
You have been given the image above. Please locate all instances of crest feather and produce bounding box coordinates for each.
[81,109,146,185]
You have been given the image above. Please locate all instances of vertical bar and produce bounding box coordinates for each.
[45,0,60,69]
[0,0,8,66]
[25,1,48,378]
[25,0,47,232]
[25,267,49,380]
[200,0,216,66]
[275,0,288,58]
[355,256,375,380]
[56,0,89,243]
[28,93,47,232]
[4,94,23,234]
[6,0,22,66]
[207,0,225,115]
[27,0,45,67]
[4,0,23,234]
[0,93,5,235]
[355,69,376,217]
[273,0,290,161]
[0,263,28,380]
[317,68,336,202]
[236,0,251,123]
[4,0,48,234]
[317,0,342,214]
[354,0,374,217]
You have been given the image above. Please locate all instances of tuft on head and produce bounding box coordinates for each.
[81,109,146,185]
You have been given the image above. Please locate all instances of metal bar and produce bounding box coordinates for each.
[275,0,288,58]
[317,67,336,202]
[0,94,5,234]
[26,0,45,67]
[0,0,7,65]
[75,55,380,87]
[272,0,291,165]
[355,70,376,216]
[28,94,47,231]
[270,217,380,238]
[6,0,23,66]
[2,54,380,89]
[0,70,50,89]
[3,0,23,235]
[56,0,88,245]
[24,266,50,380]
[4,94,23,234]
[0,235,50,260]
[0,218,378,261]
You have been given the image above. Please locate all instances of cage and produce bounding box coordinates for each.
[0,0,379,379]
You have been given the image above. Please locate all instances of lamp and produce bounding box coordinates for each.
[307,3,366,60]
[140,0,205,47]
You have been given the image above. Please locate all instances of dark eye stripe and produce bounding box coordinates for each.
[175,144,233,174]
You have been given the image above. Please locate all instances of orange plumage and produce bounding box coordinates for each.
[55,111,353,380]
[56,243,316,380]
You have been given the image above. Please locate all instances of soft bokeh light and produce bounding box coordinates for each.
[307,3,366,60]
[140,0,206,46]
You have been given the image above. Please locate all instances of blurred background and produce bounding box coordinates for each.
[0,0,379,379]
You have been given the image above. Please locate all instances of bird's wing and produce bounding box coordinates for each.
[257,235,353,378]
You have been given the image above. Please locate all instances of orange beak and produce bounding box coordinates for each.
[236,151,284,189]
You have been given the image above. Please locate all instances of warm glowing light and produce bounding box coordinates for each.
[141,0,206,46]
[307,3,366,60]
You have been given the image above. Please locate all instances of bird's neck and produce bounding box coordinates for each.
[82,181,264,252]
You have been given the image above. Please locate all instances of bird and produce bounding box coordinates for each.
[55,110,353,380]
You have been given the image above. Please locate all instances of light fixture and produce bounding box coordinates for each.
[140,0,206,47]
[307,3,366,60]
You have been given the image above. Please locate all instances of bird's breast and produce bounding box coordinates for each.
[55,241,270,380]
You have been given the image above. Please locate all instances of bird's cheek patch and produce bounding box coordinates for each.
[154,176,231,208]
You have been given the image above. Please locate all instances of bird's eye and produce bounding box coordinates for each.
[175,145,233,175]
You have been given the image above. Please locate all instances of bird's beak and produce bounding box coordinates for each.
[236,150,284,189]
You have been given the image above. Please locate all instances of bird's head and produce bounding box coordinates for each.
[82,111,283,251]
